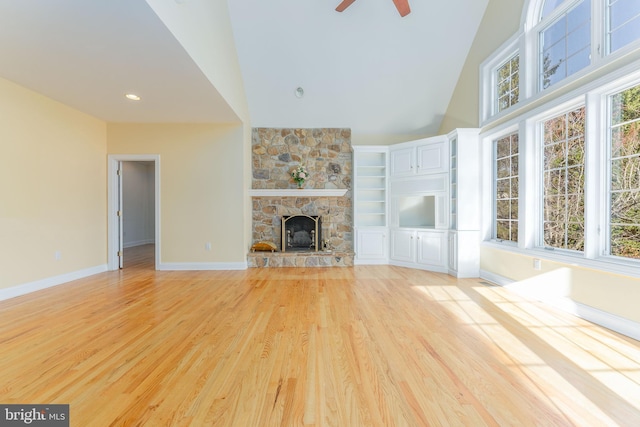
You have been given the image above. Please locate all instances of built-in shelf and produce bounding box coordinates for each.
[249,189,348,197]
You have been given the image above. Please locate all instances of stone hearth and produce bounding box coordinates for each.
[249,128,354,267]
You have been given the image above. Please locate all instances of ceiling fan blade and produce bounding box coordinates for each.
[335,0,357,12]
[392,0,411,17]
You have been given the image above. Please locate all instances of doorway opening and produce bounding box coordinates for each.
[108,155,160,270]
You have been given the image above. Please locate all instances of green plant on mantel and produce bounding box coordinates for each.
[291,165,308,189]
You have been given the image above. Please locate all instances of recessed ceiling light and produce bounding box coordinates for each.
[295,87,304,98]
[125,93,141,101]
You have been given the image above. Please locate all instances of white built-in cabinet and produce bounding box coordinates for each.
[352,130,480,276]
[390,229,447,272]
[389,137,448,177]
[353,146,388,264]
[447,129,481,278]
[388,135,449,272]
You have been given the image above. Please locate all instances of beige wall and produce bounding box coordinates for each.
[107,123,247,264]
[438,0,525,133]
[481,247,640,324]
[0,77,107,289]
[144,0,253,259]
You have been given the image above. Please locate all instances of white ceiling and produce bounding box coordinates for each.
[0,0,489,135]
[0,0,238,123]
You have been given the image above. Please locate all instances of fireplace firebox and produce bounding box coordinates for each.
[281,215,322,252]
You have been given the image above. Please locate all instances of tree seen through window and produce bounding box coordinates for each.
[610,83,640,259]
[495,133,519,242]
[542,106,586,251]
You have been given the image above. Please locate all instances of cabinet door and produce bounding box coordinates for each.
[390,148,414,177]
[356,229,387,260]
[416,141,447,175]
[390,229,415,262]
[416,230,446,267]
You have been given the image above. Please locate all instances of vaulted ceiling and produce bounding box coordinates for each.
[0,0,489,136]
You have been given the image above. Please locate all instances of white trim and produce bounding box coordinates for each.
[108,155,161,270]
[0,265,107,302]
[480,269,640,342]
[354,259,389,265]
[157,262,248,271]
[389,260,448,274]
[249,189,348,197]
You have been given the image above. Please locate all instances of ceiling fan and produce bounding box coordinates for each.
[335,0,411,17]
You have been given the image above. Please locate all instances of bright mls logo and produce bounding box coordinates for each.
[0,405,69,426]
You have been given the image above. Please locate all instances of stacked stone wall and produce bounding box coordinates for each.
[250,128,353,266]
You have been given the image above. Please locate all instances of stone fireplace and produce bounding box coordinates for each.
[248,128,354,267]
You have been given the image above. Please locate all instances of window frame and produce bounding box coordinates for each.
[605,0,640,55]
[479,0,640,278]
[535,102,587,253]
[479,33,523,124]
[496,53,521,114]
[493,131,521,244]
[480,61,640,278]
[536,0,592,91]
[480,0,640,126]
[603,79,640,261]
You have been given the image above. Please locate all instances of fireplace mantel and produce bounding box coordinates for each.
[249,189,348,197]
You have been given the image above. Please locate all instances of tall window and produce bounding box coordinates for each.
[609,83,640,259]
[496,55,520,113]
[539,0,591,90]
[608,0,640,53]
[495,133,519,242]
[542,106,586,251]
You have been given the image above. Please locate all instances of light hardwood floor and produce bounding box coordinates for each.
[1,244,639,426]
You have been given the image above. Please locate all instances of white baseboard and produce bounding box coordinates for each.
[157,262,248,271]
[480,270,640,342]
[123,239,155,249]
[0,265,108,302]
[354,258,389,265]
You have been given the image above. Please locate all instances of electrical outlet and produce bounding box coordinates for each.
[55,251,62,260]
[533,258,541,270]
[205,242,212,251]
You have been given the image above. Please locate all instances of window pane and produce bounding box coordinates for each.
[611,225,640,258]
[542,106,586,251]
[539,0,591,90]
[494,133,519,242]
[609,83,640,259]
[611,87,640,124]
[567,165,585,194]
[609,0,640,53]
[496,221,510,240]
[568,0,590,31]
[566,47,591,76]
[541,0,565,20]
[567,22,590,56]
[495,54,520,113]
[511,177,519,198]
[543,18,567,47]
[497,157,511,179]
[611,157,640,191]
